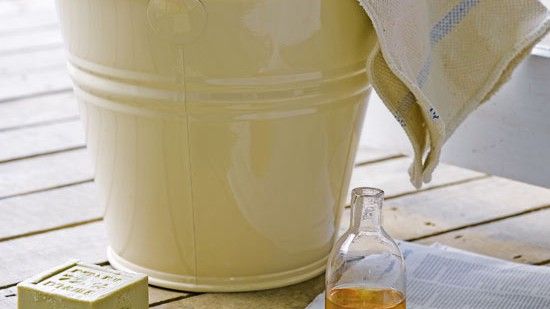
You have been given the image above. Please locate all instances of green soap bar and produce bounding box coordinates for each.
[17,260,148,309]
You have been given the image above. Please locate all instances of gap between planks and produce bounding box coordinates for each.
[0,116,79,134]
[0,217,102,243]
[0,145,85,165]
[0,179,93,202]
[415,208,550,264]
[0,91,78,132]
[407,203,550,242]
[0,88,73,105]
[385,174,489,201]
[149,294,200,307]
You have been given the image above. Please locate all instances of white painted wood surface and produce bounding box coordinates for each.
[0,92,77,130]
[419,208,550,264]
[341,176,550,240]
[0,148,93,198]
[0,120,84,162]
[0,182,98,241]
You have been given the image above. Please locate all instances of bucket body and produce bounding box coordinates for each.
[56,0,375,292]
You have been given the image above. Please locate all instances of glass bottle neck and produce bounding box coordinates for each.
[350,188,384,233]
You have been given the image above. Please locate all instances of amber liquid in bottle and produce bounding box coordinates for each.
[326,287,406,309]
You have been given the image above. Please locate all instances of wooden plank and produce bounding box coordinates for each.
[0,182,98,241]
[0,8,58,35]
[155,275,324,309]
[0,92,77,131]
[0,120,84,162]
[0,46,70,102]
[347,157,485,203]
[0,0,53,19]
[0,28,62,55]
[0,148,93,199]
[0,67,71,102]
[417,208,550,264]
[0,222,107,287]
[339,177,550,241]
[148,287,192,307]
[354,145,403,165]
[0,47,66,77]
[0,15,57,36]
[0,286,17,308]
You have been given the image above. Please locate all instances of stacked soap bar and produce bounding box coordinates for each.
[17,260,148,309]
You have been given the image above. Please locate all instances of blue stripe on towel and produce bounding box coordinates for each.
[417,0,480,88]
[430,0,480,45]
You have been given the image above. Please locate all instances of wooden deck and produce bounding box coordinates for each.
[1,1,549,308]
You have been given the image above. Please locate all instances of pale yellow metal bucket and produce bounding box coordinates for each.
[55,0,375,292]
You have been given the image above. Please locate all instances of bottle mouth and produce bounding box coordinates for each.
[352,187,384,199]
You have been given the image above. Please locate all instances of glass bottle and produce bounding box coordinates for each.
[325,187,406,309]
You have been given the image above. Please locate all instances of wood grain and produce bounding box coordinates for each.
[0,148,93,199]
[354,145,402,165]
[0,47,66,77]
[417,208,550,264]
[347,157,484,203]
[155,275,324,309]
[0,68,71,102]
[339,177,550,240]
[148,287,193,307]
[0,222,107,287]
[0,92,77,131]
[0,27,62,55]
[0,120,84,163]
[0,287,17,308]
[0,182,98,241]
[0,44,70,102]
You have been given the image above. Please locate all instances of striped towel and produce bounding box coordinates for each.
[359,0,550,188]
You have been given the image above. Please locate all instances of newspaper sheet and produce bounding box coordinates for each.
[307,242,550,309]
